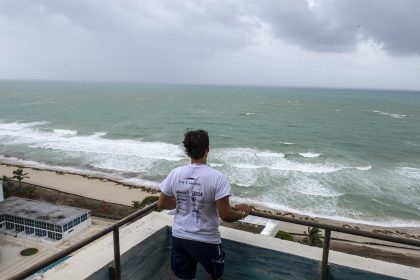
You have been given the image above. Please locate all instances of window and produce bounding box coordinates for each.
[47,231,53,239]
[56,233,62,240]
[15,217,23,225]
[25,218,34,226]
[0,214,4,222]
[81,214,88,222]
[67,221,73,229]
[15,224,24,232]
[35,229,47,237]
[55,225,62,232]
[63,224,68,232]
[73,217,81,226]
[5,215,13,222]
[6,222,14,230]
[47,223,55,231]
[25,227,35,234]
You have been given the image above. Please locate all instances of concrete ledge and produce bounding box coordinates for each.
[42,212,172,279]
[41,212,420,280]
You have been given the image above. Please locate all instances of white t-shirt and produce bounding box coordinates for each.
[160,163,232,244]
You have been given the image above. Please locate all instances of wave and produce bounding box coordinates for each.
[371,110,406,119]
[0,121,184,162]
[231,197,420,228]
[396,167,420,180]
[53,129,78,136]
[213,147,346,174]
[299,152,320,158]
[293,177,345,197]
[355,165,372,171]
[280,142,294,145]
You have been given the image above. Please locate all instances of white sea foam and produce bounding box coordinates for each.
[299,152,320,158]
[232,163,261,169]
[270,162,343,173]
[212,147,343,174]
[231,196,420,228]
[0,121,186,177]
[244,112,255,116]
[396,167,420,180]
[53,129,78,136]
[209,163,224,167]
[256,152,285,158]
[293,177,344,197]
[371,110,406,119]
[355,166,372,171]
[280,142,294,145]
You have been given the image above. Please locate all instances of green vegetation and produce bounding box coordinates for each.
[0,175,11,187]
[275,230,294,241]
[12,168,30,192]
[20,248,38,256]
[301,227,323,247]
[132,195,159,209]
[21,186,36,197]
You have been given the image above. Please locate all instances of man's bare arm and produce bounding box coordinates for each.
[158,193,176,210]
[216,196,252,222]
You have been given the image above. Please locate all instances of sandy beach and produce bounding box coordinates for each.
[0,162,154,206]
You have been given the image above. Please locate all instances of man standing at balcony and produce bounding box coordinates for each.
[158,129,253,280]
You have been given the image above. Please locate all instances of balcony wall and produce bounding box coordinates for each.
[41,212,420,280]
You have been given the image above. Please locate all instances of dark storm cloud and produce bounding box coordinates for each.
[251,0,420,55]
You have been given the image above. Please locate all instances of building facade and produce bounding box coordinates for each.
[0,197,91,242]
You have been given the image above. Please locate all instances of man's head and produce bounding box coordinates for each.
[183,130,209,160]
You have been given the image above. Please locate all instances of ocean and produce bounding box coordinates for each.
[1,80,419,227]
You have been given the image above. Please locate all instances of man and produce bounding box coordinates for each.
[158,130,253,280]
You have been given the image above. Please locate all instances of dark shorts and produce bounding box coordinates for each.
[171,236,225,280]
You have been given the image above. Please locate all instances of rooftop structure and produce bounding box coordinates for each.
[0,196,91,242]
[0,196,89,225]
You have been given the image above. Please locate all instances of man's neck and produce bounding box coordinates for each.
[191,158,206,165]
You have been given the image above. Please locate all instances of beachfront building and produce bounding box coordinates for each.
[0,196,91,243]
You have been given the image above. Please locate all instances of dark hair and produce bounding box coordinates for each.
[183,130,209,160]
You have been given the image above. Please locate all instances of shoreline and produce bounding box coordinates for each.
[0,162,157,206]
[2,160,420,267]
[1,161,420,239]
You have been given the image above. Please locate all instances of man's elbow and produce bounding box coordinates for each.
[157,197,166,210]
[218,212,233,222]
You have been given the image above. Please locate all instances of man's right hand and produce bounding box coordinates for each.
[233,204,254,217]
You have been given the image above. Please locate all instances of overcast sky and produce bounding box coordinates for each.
[1,0,420,90]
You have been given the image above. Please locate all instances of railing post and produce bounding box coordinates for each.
[113,228,121,280]
[320,229,331,280]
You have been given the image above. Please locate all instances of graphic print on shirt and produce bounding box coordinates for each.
[176,177,204,223]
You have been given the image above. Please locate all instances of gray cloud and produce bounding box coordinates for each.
[0,0,419,89]
[252,0,420,55]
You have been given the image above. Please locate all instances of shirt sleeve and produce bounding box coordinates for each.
[215,174,233,200]
[160,171,174,196]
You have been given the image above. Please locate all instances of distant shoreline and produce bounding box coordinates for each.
[1,160,420,234]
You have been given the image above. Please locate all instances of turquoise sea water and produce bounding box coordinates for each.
[0,81,419,227]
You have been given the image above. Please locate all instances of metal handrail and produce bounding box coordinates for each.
[250,211,420,247]
[250,210,420,280]
[8,205,420,280]
[8,201,158,280]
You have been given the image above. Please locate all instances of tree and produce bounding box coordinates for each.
[12,168,30,193]
[0,175,11,187]
[131,196,159,210]
[301,227,323,247]
[131,200,141,209]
